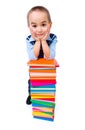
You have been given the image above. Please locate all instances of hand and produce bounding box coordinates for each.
[31,34,41,42]
[40,30,50,42]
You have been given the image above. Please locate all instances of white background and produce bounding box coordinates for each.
[0,0,85,129]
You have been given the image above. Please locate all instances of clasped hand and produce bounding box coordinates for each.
[33,31,50,44]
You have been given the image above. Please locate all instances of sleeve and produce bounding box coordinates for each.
[26,39,37,60]
[44,36,57,59]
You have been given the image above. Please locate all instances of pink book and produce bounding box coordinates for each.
[31,80,56,86]
[34,98,55,102]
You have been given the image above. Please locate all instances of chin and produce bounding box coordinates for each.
[37,36,43,39]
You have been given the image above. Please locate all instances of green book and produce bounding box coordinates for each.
[31,99,55,107]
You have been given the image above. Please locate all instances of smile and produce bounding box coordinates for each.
[36,34,43,36]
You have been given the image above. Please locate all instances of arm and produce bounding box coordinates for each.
[41,40,50,59]
[33,40,41,58]
[48,39,57,59]
[43,35,57,59]
[41,33,57,59]
[26,39,37,60]
[26,38,41,60]
[40,31,50,59]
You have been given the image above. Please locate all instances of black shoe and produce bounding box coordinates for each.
[26,95,32,105]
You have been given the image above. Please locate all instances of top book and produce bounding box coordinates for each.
[27,58,59,67]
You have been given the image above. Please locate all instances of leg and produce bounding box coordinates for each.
[28,79,31,95]
[26,79,32,105]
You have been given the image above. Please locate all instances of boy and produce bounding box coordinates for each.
[26,6,57,105]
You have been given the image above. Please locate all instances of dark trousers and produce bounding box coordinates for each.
[28,79,31,95]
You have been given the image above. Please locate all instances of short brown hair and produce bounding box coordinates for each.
[27,6,51,25]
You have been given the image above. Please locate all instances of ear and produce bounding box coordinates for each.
[50,22,52,28]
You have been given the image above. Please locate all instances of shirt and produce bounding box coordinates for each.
[26,33,57,60]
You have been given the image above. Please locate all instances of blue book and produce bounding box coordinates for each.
[31,84,56,88]
[31,90,56,93]
[33,116,54,121]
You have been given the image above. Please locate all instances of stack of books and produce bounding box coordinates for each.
[27,58,59,121]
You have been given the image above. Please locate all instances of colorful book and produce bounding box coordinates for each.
[28,58,59,67]
[30,80,56,86]
[29,69,56,73]
[33,116,54,121]
[32,111,54,117]
[27,58,59,121]
[33,98,55,102]
[31,99,55,107]
[31,84,56,88]
[31,90,56,93]
[32,107,54,113]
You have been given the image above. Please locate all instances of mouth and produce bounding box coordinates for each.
[36,34,44,38]
[36,33,43,36]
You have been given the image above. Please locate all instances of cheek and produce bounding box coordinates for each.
[44,26,51,32]
[29,27,36,34]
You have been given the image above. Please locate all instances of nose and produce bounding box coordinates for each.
[37,26,42,33]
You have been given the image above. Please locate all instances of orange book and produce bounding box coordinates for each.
[29,69,56,73]
[27,58,59,67]
[31,94,55,98]
[30,76,56,80]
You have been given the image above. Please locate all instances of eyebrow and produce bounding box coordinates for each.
[41,21,47,23]
[31,21,47,25]
[31,22,36,25]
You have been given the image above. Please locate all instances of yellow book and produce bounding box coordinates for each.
[31,94,55,98]
[31,93,55,96]
[32,111,54,118]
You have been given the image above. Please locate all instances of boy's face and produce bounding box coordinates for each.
[28,10,52,40]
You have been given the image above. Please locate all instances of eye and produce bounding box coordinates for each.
[32,25,37,28]
[42,23,46,27]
